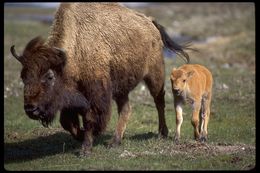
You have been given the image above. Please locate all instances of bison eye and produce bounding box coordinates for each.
[47,76,54,80]
[41,69,55,84]
[183,79,186,83]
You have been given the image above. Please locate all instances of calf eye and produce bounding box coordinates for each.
[183,79,186,83]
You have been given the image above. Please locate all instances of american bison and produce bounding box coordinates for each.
[11,3,192,156]
[170,64,213,143]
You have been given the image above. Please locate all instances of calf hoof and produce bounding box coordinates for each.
[174,138,180,145]
[173,135,180,144]
[199,136,207,143]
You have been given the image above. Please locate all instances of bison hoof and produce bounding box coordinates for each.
[79,148,92,157]
[106,137,121,148]
[78,145,92,157]
[159,127,168,138]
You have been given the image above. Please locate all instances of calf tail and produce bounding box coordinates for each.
[152,20,196,64]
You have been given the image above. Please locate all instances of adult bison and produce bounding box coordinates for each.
[11,3,191,156]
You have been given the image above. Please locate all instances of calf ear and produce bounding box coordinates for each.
[186,70,194,78]
[170,68,177,80]
[170,74,175,81]
[172,67,177,72]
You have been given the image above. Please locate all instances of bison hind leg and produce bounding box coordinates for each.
[144,72,168,138]
[107,95,132,148]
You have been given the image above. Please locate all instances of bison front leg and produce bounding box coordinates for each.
[80,91,112,156]
[80,112,95,156]
[60,108,84,141]
[108,96,132,148]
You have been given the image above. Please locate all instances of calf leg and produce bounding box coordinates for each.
[191,101,201,140]
[60,108,84,141]
[201,107,210,141]
[199,96,206,141]
[174,102,183,143]
[108,96,132,147]
[200,94,212,141]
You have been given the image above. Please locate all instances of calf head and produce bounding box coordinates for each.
[170,68,194,96]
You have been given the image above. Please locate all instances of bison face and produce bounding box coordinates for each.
[11,36,67,127]
[21,68,60,126]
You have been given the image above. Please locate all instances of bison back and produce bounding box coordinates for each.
[50,3,164,94]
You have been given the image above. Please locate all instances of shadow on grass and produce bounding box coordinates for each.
[128,132,159,141]
[4,131,165,164]
[4,132,112,164]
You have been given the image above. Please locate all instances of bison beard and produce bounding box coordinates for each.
[39,103,56,127]
[39,87,90,127]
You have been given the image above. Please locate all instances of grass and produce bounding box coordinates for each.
[4,3,255,170]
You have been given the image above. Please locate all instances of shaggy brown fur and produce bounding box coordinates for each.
[170,64,213,142]
[11,3,192,156]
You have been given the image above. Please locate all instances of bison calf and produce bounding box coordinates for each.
[170,64,213,142]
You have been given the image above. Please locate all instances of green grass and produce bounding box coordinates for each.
[4,4,255,170]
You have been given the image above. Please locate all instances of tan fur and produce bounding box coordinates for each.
[46,3,163,82]
[170,64,213,142]
[47,3,168,148]
[48,3,165,146]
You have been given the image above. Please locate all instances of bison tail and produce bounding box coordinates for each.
[152,20,196,64]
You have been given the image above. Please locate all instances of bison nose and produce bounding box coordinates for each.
[24,104,39,115]
[24,104,36,112]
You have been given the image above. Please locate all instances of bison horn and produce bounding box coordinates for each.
[54,47,66,54]
[53,47,66,59]
[10,45,22,62]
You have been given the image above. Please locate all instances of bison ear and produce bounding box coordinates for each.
[24,36,45,54]
[51,47,67,74]
[53,47,66,64]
